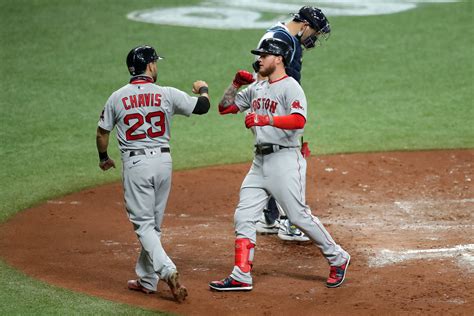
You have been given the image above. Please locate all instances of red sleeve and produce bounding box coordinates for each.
[272,113,306,129]
[218,103,240,115]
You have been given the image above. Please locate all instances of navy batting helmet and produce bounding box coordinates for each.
[126,45,162,76]
[251,38,293,65]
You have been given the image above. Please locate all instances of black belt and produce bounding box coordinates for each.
[254,144,288,155]
[128,148,170,157]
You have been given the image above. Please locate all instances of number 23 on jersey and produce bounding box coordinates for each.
[124,111,165,141]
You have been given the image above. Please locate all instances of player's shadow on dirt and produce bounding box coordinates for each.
[256,269,326,282]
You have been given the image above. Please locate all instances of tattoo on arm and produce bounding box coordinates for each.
[219,84,238,107]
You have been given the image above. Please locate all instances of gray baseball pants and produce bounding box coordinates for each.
[122,149,176,291]
[231,148,349,284]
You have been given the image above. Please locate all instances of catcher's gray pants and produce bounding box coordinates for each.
[122,149,176,291]
[231,148,349,284]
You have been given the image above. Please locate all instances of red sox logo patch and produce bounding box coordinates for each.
[291,100,303,110]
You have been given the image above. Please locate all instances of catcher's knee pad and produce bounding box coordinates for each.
[234,238,255,273]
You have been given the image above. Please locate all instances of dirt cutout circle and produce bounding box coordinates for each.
[0,150,473,315]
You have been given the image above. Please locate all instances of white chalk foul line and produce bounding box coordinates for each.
[369,244,474,269]
[395,198,474,208]
[394,198,474,215]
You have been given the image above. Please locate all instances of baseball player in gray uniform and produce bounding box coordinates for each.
[96,45,210,302]
[210,38,350,291]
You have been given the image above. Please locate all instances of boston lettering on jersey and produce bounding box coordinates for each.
[251,97,278,113]
[121,93,162,110]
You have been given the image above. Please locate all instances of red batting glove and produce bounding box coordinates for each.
[301,142,311,158]
[233,70,255,88]
[245,113,270,128]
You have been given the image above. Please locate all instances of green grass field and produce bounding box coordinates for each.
[0,0,472,314]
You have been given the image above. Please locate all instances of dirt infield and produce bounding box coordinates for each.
[0,150,472,315]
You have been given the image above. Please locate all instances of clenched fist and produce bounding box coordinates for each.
[232,70,255,88]
[192,80,208,94]
[99,158,116,171]
[245,113,271,128]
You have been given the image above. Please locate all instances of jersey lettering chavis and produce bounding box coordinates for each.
[99,80,197,151]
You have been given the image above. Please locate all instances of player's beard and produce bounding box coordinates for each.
[259,63,276,78]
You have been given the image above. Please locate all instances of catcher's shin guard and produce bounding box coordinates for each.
[235,238,255,273]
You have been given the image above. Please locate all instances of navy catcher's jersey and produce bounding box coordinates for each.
[259,23,303,84]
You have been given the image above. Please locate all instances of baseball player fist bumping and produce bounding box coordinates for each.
[209,38,350,292]
[96,44,211,302]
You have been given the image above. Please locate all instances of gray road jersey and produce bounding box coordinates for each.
[98,81,197,152]
[235,76,307,147]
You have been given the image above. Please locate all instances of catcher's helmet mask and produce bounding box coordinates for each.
[251,38,293,66]
[293,6,331,49]
[126,45,163,76]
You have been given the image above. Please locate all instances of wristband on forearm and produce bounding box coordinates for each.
[99,151,109,162]
[198,86,209,94]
